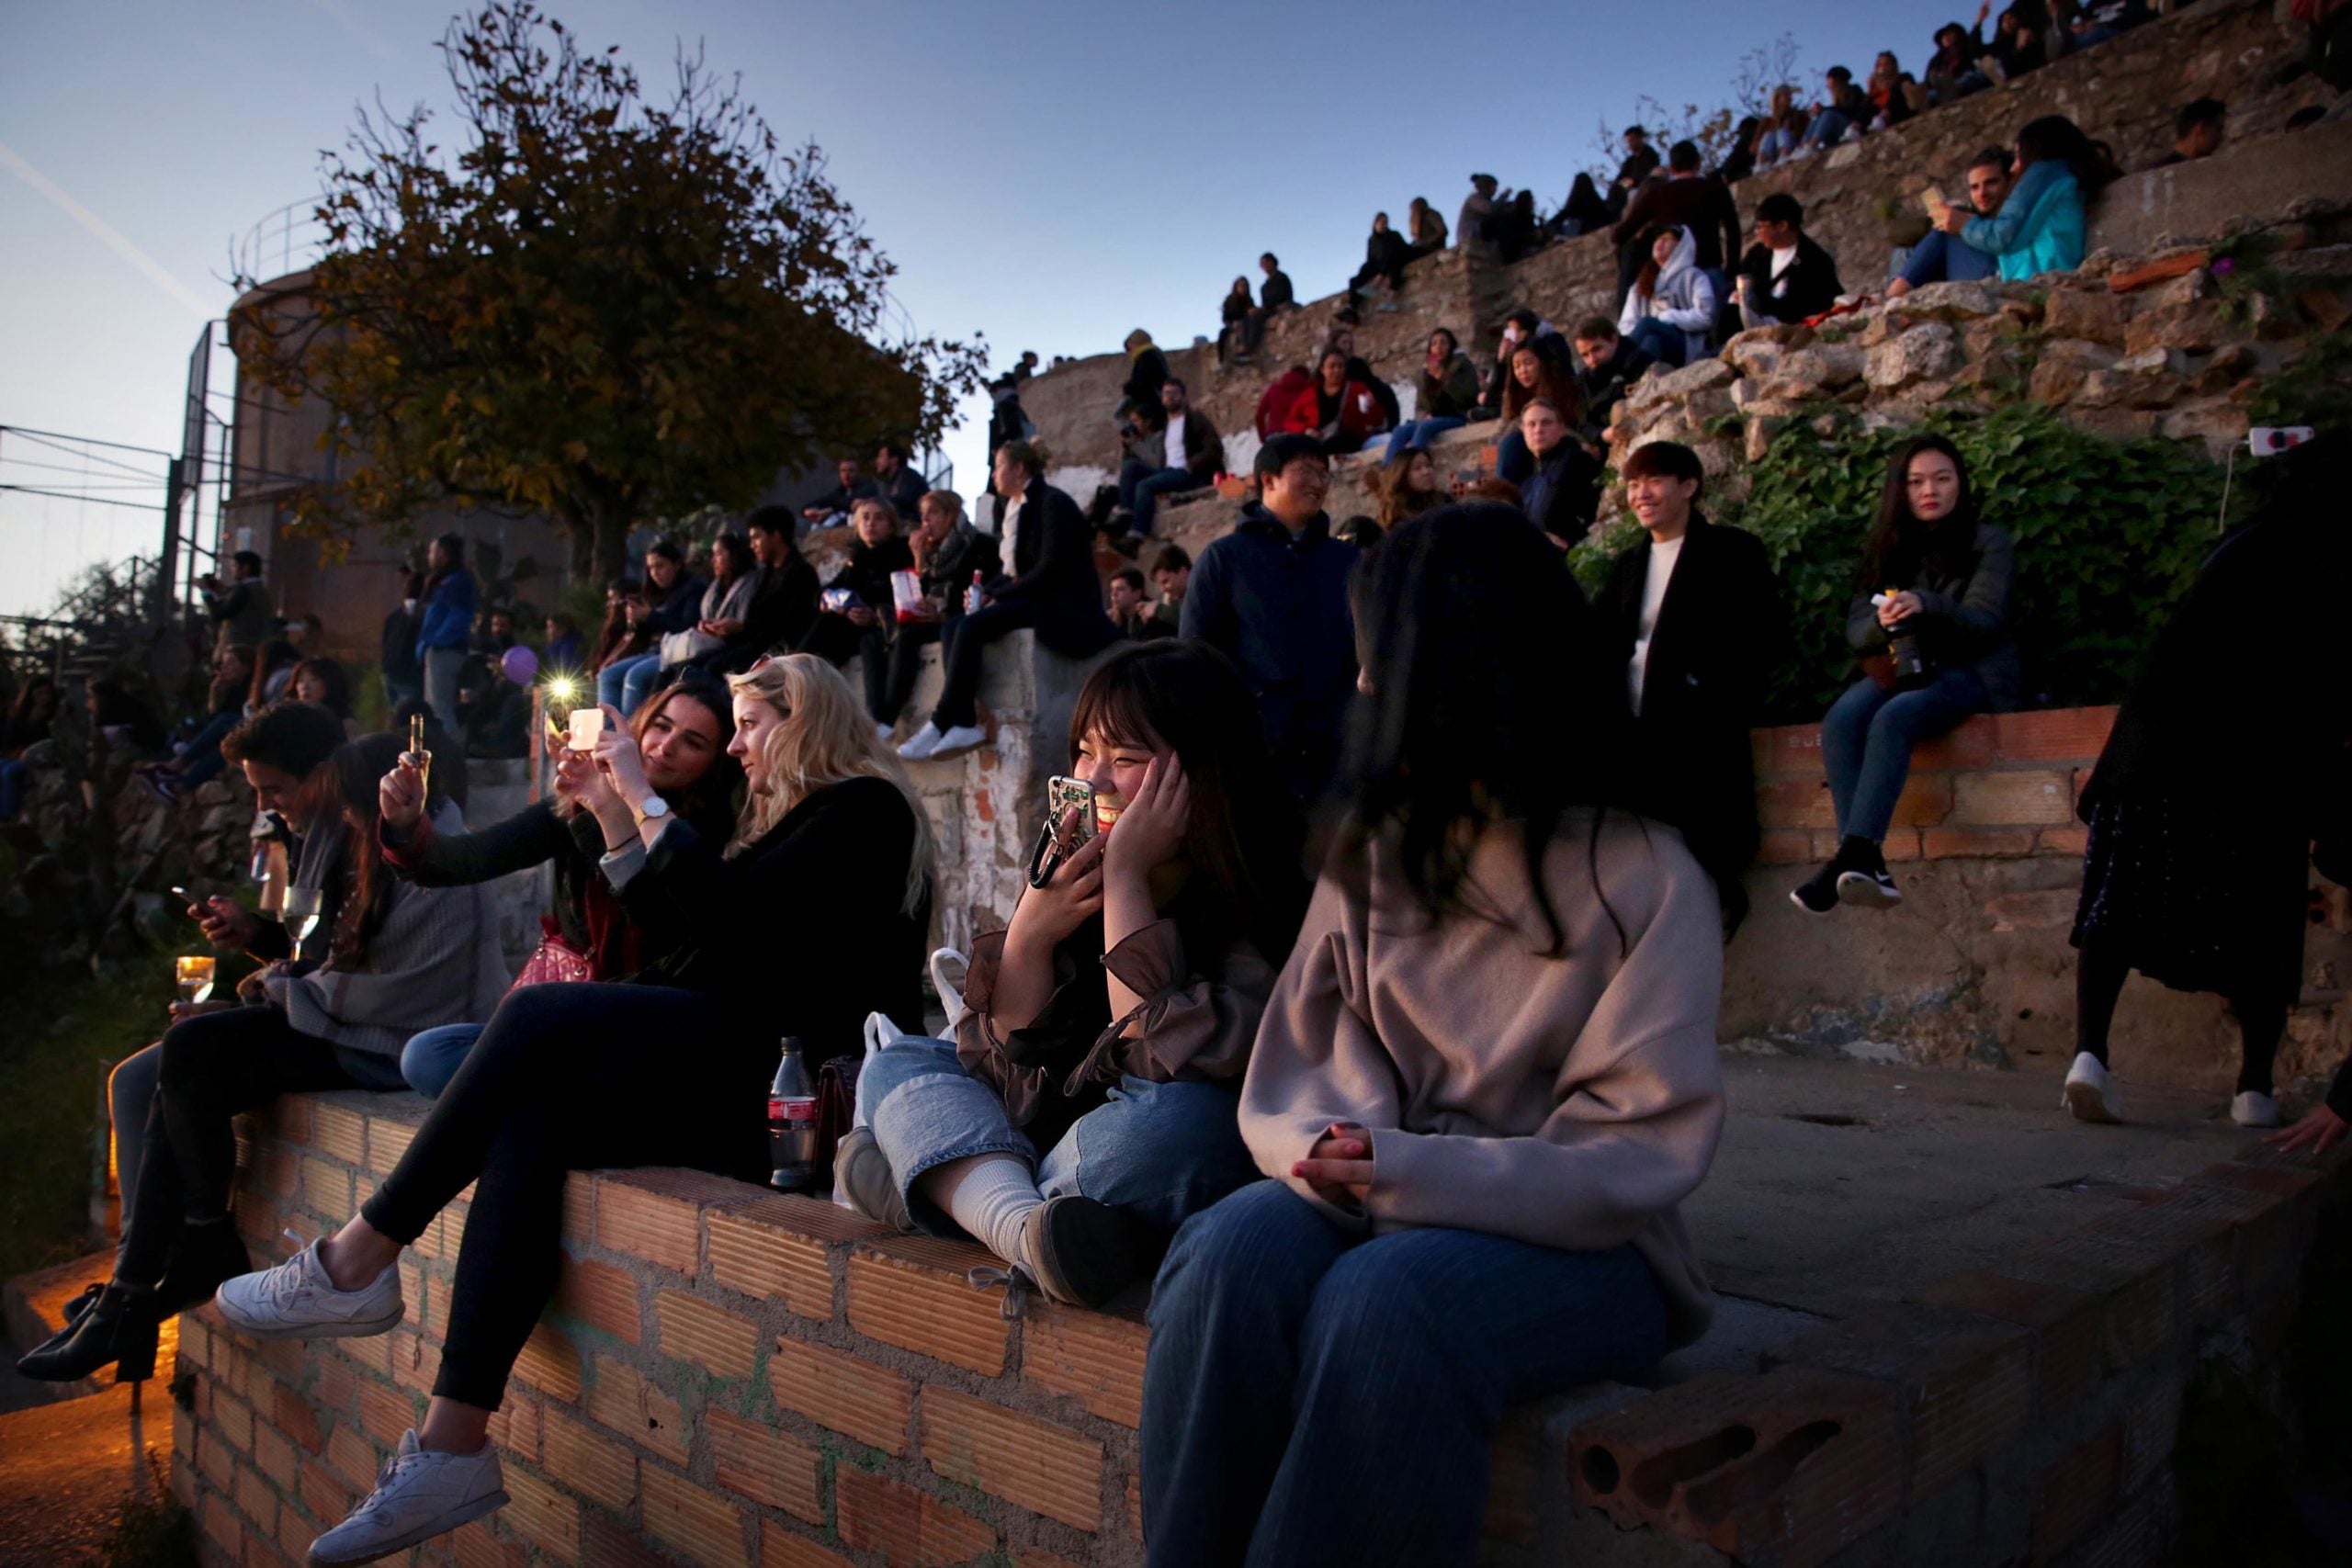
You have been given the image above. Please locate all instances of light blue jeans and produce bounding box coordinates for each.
[863,1038,1258,1236]
[401,1022,485,1099]
[1381,416,1467,466]
[598,652,667,716]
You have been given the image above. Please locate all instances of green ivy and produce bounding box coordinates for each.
[1572,404,2233,723]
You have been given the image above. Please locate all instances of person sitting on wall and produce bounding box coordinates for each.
[1148,544,1192,627]
[1932,114,2111,281]
[2153,97,2226,167]
[1513,398,1602,547]
[802,455,879,530]
[797,499,915,709]
[1457,173,1502,258]
[1610,140,1743,310]
[542,614,582,673]
[1888,147,2014,297]
[1865,51,1925,129]
[1238,253,1295,363]
[1926,16,1994,104]
[1106,567,1173,641]
[198,549,272,658]
[1570,317,1657,449]
[1138,506,1726,1568]
[1594,439,1781,932]
[595,536,706,715]
[628,531,758,711]
[1347,212,1413,314]
[1618,225,1721,369]
[1405,196,1449,258]
[18,716,508,1392]
[1606,125,1662,219]
[209,658,930,1563]
[1799,65,1874,152]
[871,439,928,520]
[1218,276,1254,367]
[1736,192,1846,328]
[1477,308,1574,419]
[900,441,1121,763]
[1114,378,1225,540]
[1544,172,1616,241]
[1327,324,1401,434]
[874,489,1004,740]
[1988,4,2048,80]
[386,675,742,1097]
[1254,363,1315,440]
[1790,435,2017,916]
[837,643,1306,1310]
[288,658,356,733]
[1117,329,1173,425]
[138,645,254,802]
[1489,189,1544,263]
[1282,350,1385,458]
[588,580,647,677]
[1494,337,1589,484]
[1180,434,1360,805]
[1382,329,1481,465]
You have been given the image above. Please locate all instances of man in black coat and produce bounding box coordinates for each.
[1735,192,1845,328]
[1595,440,1782,931]
[900,441,1119,761]
[1570,318,1657,448]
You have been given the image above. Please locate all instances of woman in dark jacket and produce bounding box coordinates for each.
[876,490,1002,736]
[214,656,933,1563]
[1792,435,2016,915]
[1217,277,1253,366]
[797,497,916,679]
[381,675,742,1095]
[841,643,1306,1308]
[2064,435,2352,1133]
[1346,212,1412,313]
[594,536,705,713]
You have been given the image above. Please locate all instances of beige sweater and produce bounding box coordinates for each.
[1238,810,1726,1347]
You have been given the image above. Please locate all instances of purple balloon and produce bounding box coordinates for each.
[500,645,539,685]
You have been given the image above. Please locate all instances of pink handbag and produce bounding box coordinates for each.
[508,917,597,990]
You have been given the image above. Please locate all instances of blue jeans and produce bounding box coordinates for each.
[0,757,25,821]
[1117,458,1199,538]
[1495,427,1532,485]
[598,651,666,716]
[1381,416,1466,465]
[1821,668,1989,844]
[863,1038,1257,1235]
[176,708,243,789]
[1626,317,1690,367]
[1757,125,1797,164]
[1804,107,1856,149]
[1141,1180,1668,1566]
[401,1022,485,1099]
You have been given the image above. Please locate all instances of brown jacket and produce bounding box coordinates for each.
[956,917,1277,1132]
[1238,811,1725,1347]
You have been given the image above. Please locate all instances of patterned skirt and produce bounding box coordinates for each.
[2070,794,2309,1005]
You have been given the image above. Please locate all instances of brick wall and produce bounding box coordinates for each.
[170,1087,2347,1567]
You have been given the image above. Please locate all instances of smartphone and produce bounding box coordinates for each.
[1046,775,1099,845]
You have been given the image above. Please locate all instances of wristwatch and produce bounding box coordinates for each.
[636,795,671,822]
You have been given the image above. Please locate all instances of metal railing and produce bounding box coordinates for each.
[231,198,334,287]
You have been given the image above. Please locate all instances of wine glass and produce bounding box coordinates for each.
[175,954,217,1005]
[284,886,324,953]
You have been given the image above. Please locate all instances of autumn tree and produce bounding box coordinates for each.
[232,2,985,584]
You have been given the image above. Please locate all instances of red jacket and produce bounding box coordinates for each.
[1255,368,1314,439]
[1283,379,1384,445]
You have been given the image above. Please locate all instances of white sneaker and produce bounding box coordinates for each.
[309,1428,506,1564]
[214,1234,403,1339]
[2062,1052,2123,1124]
[875,721,894,743]
[897,724,945,761]
[2230,1090,2281,1128]
[927,724,987,760]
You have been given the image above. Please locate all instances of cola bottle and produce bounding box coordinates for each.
[768,1037,818,1192]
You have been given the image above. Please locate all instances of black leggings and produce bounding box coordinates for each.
[120,1006,392,1286]
[930,599,1036,730]
[360,983,769,1410]
[2075,935,2288,1095]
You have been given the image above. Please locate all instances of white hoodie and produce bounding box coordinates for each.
[1617,226,1719,365]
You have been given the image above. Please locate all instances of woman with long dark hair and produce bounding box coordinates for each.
[839,640,1308,1305]
[1381,328,1481,464]
[382,675,744,1096]
[213,656,932,1562]
[1374,446,1444,529]
[1218,276,1253,365]
[1792,435,2018,914]
[288,657,355,727]
[1494,338,1589,484]
[1935,113,2109,280]
[19,717,507,1391]
[1139,506,1725,1565]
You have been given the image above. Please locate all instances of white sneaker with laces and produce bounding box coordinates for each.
[308,1428,507,1564]
[214,1233,403,1339]
[2230,1090,2281,1128]
[897,724,945,761]
[927,723,987,760]
[2062,1052,2123,1124]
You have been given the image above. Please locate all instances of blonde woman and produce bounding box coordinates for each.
[210,654,933,1565]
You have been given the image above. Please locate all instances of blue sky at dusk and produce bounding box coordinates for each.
[3,0,1984,615]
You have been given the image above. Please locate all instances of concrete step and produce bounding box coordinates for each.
[0,1382,177,1565]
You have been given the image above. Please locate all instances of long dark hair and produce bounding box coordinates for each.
[1500,343,1585,429]
[288,657,353,720]
[1860,434,1982,591]
[1340,505,1625,957]
[423,533,467,604]
[624,674,743,839]
[324,732,421,965]
[2015,113,2115,201]
[1067,642,1308,966]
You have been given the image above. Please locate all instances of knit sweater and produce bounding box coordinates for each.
[1238,810,1726,1347]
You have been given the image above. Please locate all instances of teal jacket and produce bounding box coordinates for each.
[1962,162,2084,282]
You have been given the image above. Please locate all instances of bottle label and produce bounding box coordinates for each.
[767,1096,817,1125]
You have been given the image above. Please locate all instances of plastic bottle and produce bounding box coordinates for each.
[768,1038,818,1192]
[964,570,986,616]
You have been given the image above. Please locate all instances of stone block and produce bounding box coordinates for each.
[921,1385,1104,1531]
[514,1322,583,1405]
[1897,281,2003,321]
[1866,323,1961,391]
[594,1168,753,1275]
[2043,288,2131,344]
[707,1191,879,1318]
[768,1335,914,1456]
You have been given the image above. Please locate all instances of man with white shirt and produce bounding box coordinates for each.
[1112,378,1223,540]
[1596,439,1782,932]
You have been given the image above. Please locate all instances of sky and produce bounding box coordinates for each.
[0,0,1976,618]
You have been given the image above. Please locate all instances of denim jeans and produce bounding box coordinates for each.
[1117,459,1198,537]
[1758,126,1797,164]
[0,757,25,821]
[1821,669,1989,844]
[1141,1180,1668,1566]
[597,651,667,716]
[401,1022,484,1099]
[1804,107,1856,149]
[1381,416,1466,465]
[863,1038,1258,1235]
[1496,427,1532,485]
[176,708,244,789]
[424,646,467,736]
[1626,317,1690,367]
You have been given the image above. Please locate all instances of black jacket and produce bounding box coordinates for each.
[1737,232,1845,324]
[624,776,929,1065]
[1178,504,1359,802]
[1122,346,1171,411]
[1576,340,1657,439]
[696,557,817,678]
[874,464,927,519]
[1521,443,1604,545]
[643,573,709,638]
[1843,522,2019,710]
[1599,516,1782,915]
[379,603,424,685]
[917,522,1005,605]
[991,477,1122,660]
[1261,270,1295,310]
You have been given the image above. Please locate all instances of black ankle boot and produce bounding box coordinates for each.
[16,1283,161,1383]
[156,1221,252,1316]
